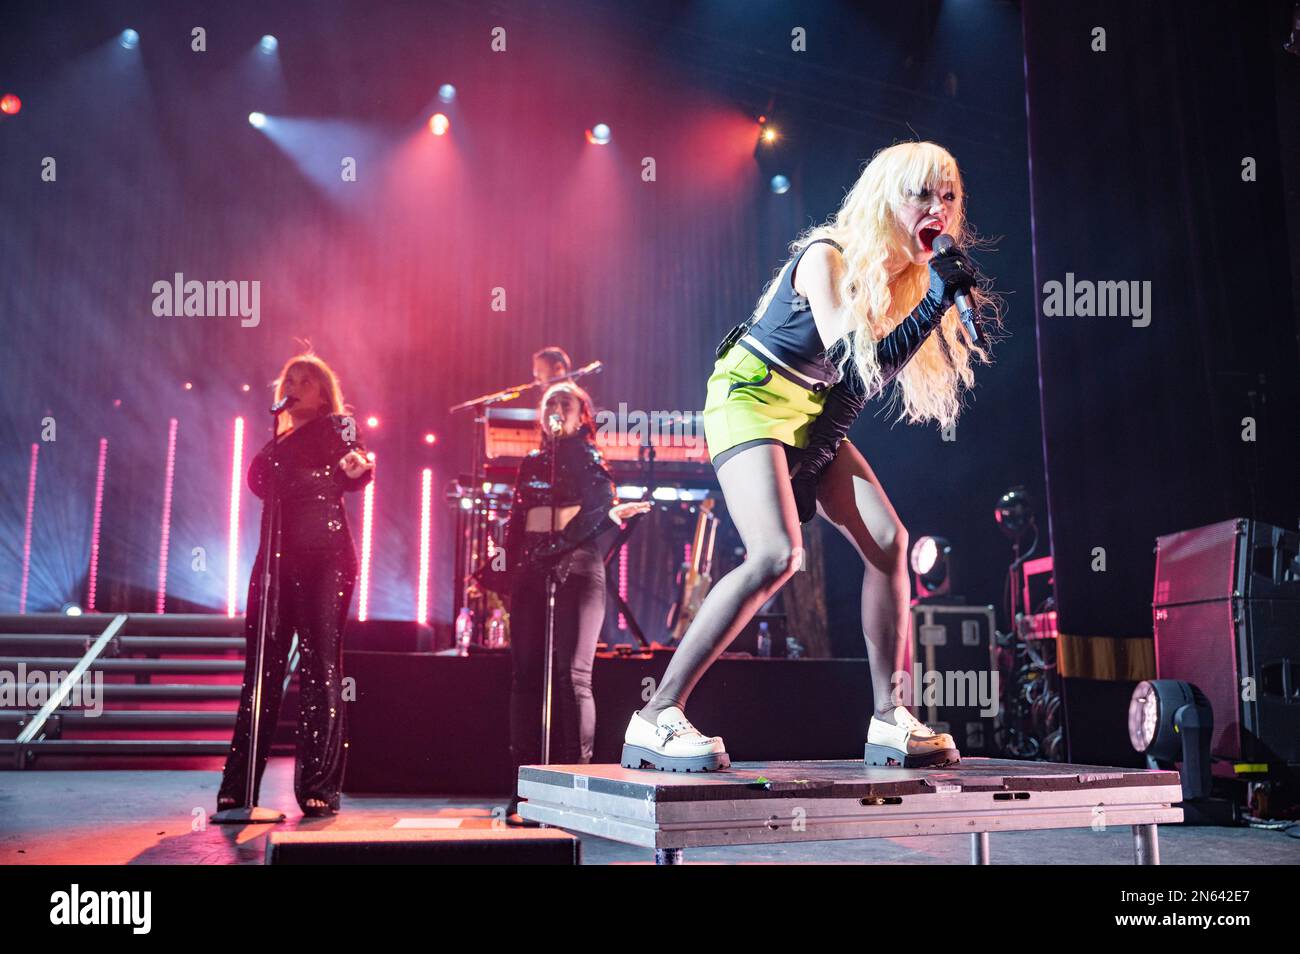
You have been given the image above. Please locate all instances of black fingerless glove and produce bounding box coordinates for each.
[789,362,868,523]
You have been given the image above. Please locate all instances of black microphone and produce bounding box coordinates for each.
[269,395,298,415]
[547,413,563,436]
[931,234,982,346]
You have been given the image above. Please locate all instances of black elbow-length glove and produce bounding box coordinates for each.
[788,253,976,523]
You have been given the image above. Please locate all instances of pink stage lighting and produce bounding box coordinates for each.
[87,439,108,612]
[227,417,245,617]
[155,418,179,614]
[417,468,432,625]
[18,444,38,614]
[357,458,375,621]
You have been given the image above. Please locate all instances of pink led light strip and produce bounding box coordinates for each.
[417,468,432,625]
[86,438,108,612]
[227,417,245,617]
[155,418,178,614]
[18,444,38,614]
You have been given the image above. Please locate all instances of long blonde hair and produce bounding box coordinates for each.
[750,141,999,427]
[271,351,350,436]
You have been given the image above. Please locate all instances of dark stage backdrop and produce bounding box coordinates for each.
[0,0,1040,653]
[1023,0,1300,637]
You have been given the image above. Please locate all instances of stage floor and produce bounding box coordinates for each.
[1,757,1296,865]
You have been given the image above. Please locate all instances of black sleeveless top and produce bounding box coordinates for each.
[738,238,846,391]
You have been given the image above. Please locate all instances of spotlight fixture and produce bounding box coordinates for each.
[909,535,952,599]
[0,94,21,116]
[428,112,450,136]
[770,174,791,195]
[61,602,83,616]
[586,123,611,145]
[761,125,778,144]
[438,83,456,103]
[248,111,267,128]
[366,416,379,428]
[1128,680,1220,814]
[259,34,279,54]
[119,29,140,49]
[994,485,1035,544]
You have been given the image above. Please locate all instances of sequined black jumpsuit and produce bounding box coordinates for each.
[218,412,371,813]
[477,424,618,776]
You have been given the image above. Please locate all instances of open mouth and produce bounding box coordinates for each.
[918,224,943,252]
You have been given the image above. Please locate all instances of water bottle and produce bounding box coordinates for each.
[756,621,771,658]
[486,609,507,649]
[455,607,475,655]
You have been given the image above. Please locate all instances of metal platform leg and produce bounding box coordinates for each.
[970,831,990,865]
[1132,824,1160,865]
[655,848,684,865]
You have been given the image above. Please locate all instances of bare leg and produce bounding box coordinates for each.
[640,443,803,722]
[815,440,911,722]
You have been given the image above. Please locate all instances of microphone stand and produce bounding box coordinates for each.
[212,404,288,824]
[540,421,561,764]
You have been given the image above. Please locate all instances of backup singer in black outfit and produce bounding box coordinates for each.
[474,382,649,824]
[217,354,373,818]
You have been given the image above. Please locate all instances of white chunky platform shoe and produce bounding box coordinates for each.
[864,705,961,768]
[621,706,730,772]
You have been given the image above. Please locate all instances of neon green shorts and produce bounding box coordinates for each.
[703,345,827,469]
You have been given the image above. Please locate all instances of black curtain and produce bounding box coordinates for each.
[1023,0,1300,636]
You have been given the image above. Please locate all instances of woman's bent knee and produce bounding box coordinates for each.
[748,544,804,586]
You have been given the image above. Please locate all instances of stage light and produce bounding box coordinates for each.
[417,468,432,625]
[62,602,82,616]
[438,83,456,103]
[227,417,245,618]
[761,126,778,144]
[586,123,611,145]
[0,94,21,115]
[87,438,108,613]
[183,382,193,390]
[259,34,279,54]
[241,383,251,392]
[459,496,473,511]
[358,462,375,622]
[995,485,1035,544]
[770,174,791,194]
[19,444,38,614]
[156,418,179,613]
[248,111,267,128]
[1128,680,1214,804]
[119,29,140,49]
[428,113,450,136]
[424,432,437,444]
[909,535,952,599]
[366,415,379,428]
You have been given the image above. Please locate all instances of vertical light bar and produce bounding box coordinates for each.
[226,416,245,617]
[617,542,629,630]
[155,417,179,614]
[357,456,375,622]
[18,444,38,614]
[416,467,432,625]
[86,438,108,612]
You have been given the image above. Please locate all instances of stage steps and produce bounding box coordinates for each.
[0,613,296,767]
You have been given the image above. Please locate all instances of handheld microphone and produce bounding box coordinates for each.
[547,413,564,436]
[269,395,298,415]
[931,234,982,346]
